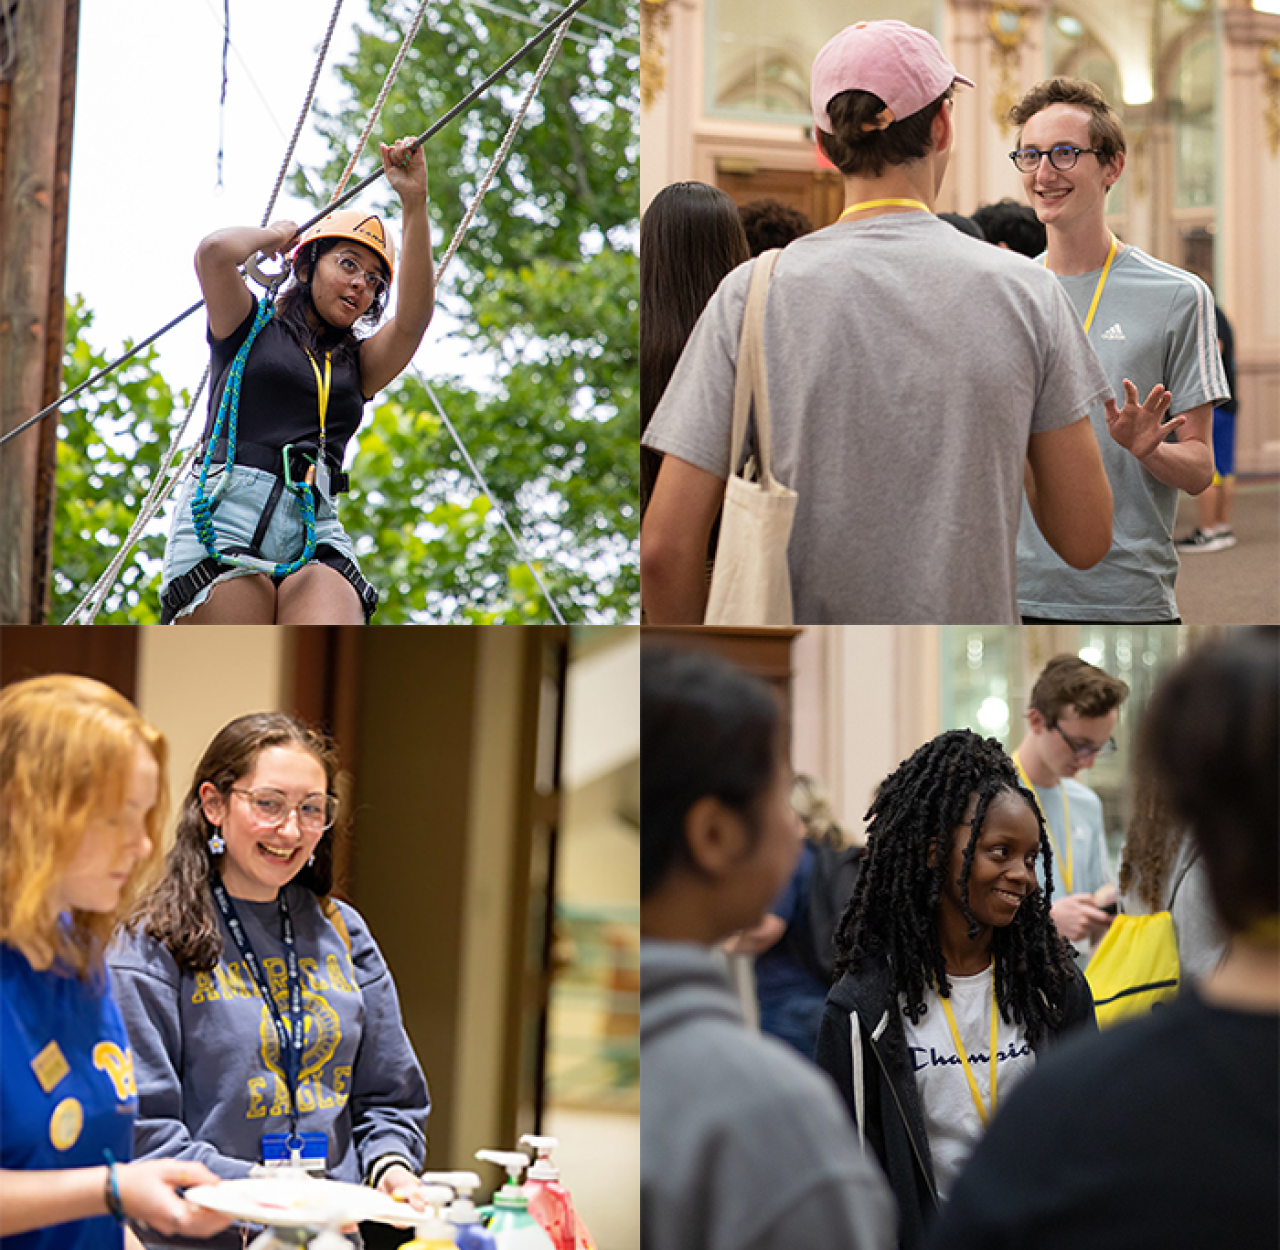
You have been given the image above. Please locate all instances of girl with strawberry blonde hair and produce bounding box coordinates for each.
[0,674,230,1248]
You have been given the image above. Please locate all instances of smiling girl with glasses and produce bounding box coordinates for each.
[110,712,432,1238]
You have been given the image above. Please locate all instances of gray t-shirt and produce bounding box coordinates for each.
[643,213,1112,623]
[1017,244,1231,620]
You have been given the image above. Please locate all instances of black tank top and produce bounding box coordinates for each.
[203,300,367,461]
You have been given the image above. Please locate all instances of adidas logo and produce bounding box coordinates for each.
[1101,323,1126,341]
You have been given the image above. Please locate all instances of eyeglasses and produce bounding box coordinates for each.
[230,787,338,832]
[331,253,388,301]
[1051,725,1117,760]
[1008,145,1105,173]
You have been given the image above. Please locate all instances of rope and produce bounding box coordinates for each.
[68,0,350,622]
[437,14,570,280]
[64,0,584,622]
[330,0,433,203]
[2,0,591,449]
[419,371,567,624]
[262,0,346,223]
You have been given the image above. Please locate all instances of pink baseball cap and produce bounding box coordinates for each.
[810,20,975,133]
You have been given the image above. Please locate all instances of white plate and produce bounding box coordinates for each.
[184,1178,416,1229]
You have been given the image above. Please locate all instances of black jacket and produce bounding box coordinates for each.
[815,956,1096,1250]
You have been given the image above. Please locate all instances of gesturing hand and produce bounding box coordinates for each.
[1104,379,1184,460]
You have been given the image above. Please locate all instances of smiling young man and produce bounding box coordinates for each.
[641,22,1117,625]
[1010,79,1231,623]
[1012,654,1129,958]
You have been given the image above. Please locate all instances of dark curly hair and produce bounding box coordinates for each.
[833,729,1078,1045]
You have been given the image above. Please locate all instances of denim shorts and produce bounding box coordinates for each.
[160,464,376,621]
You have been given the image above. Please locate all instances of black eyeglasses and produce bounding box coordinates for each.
[1051,724,1117,760]
[1009,144,1105,173]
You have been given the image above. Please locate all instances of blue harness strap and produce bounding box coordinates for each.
[190,298,319,578]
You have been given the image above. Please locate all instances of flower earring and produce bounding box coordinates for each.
[307,852,316,867]
[208,829,226,856]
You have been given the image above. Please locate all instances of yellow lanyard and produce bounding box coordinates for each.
[938,974,999,1128]
[1014,752,1073,893]
[1044,233,1118,336]
[839,198,931,221]
[304,350,332,446]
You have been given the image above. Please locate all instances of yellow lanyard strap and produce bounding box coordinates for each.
[1043,233,1118,336]
[1014,753,1073,893]
[939,978,999,1128]
[839,198,931,221]
[304,350,332,447]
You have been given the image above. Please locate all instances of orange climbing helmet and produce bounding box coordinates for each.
[293,209,396,281]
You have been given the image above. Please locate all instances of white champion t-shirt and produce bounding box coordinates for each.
[902,965,1036,1199]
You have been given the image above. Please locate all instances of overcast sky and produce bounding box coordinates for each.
[67,0,474,408]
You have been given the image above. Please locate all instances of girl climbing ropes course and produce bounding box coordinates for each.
[158,136,433,625]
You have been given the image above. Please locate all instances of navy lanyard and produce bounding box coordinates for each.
[210,879,304,1137]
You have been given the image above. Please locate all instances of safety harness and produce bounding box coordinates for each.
[159,295,377,622]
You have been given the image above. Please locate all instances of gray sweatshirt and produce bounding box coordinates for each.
[109,884,428,1246]
[642,938,896,1250]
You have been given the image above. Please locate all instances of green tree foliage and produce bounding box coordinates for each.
[51,298,185,623]
[307,0,639,621]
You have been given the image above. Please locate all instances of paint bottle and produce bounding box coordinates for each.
[421,1171,497,1250]
[474,1150,555,1250]
[399,1184,458,1250]
[518,1135,596,1250]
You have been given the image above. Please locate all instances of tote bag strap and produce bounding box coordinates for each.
[728,248,781,483]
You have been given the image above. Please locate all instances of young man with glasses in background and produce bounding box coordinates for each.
[642,23,1117,625]
[1011,654,1129,961]
[1009,79,1231,624]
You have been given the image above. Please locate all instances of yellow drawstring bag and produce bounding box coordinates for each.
[1085,910,1181,1028]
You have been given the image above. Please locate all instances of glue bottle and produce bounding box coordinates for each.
[421,1171,496,1250]
[474,1150,555,1250]
[399,1184,459,1250]
[518,1135,596,1250]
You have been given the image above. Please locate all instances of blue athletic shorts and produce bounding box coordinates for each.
[1212,406,1236,480]
[160,464,375,621]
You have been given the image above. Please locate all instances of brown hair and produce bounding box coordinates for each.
[1,675,170,977]
[817,87,953,179]
[1009,78,1126,163]
[1029,654,1129,724]
[129,712,347,972]
[1135,629,1278,933]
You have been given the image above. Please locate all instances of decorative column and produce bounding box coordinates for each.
[1220,1,1280,473]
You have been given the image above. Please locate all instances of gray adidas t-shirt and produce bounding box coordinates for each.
[1017,244,1231,621]
[642,214,1112,623]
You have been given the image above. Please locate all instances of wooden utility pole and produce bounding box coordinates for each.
[0,0,78,624]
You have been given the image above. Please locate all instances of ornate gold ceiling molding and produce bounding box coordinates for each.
[989,2,1031,132]
[1263,40,1280,157]
[641,0,673,111]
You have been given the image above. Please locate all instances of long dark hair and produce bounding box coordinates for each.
[833,729,1077,1045]
[640,182,750,511]
[641,648,779,899]
[1137,628,1279,933]
[129,713,347,973]
[272,238,389,368]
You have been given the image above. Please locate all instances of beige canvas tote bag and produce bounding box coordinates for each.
[704,248,798,626]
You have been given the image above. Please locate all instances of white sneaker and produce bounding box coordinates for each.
[1176,528,1228,553]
